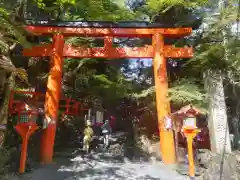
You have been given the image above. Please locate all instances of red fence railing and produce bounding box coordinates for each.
[8,90,89,121]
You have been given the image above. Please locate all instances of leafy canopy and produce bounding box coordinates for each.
[145,0,208,14]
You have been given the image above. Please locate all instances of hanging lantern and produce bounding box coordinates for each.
[183,115,197,129]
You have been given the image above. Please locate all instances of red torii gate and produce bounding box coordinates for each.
[23,21,193,164]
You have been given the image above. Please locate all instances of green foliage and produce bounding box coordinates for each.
[33,0,136,21]
[0,147,11,176]
[145,0,208,14]
[0,7,30,53]
[87,72,132,103]
[34,0,77,9]
[186,44,226,72]
[168,79,207,110]
[132,78,207,111]
[93,74,114,86]
[0,5,30,90]
[185,0,239,75]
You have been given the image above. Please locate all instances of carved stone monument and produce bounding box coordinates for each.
[204,70,231,154]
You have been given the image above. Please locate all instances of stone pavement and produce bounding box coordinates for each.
[9,132,189,180]
[10,152,188,180]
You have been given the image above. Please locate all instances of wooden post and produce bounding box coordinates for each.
[15,122,38,173]
[40,34,64,164]
[186,135,195,178]
[19,137,28,173]
[152,33,176,164]
[183,128,200,179]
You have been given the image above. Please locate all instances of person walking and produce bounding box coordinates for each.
[83,120,94,153]
[101,119,112,148]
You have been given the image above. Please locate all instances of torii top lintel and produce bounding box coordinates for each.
[23,21,193,59]
[25,21,192,37]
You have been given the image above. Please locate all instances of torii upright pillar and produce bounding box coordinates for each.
[40,34,64,164]
[153,33,175,164]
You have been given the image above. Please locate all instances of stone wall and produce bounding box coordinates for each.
[197,150,240,180]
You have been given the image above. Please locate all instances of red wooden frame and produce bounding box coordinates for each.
[8,90,88,117]
[23,24,193,165]
[24,44,193,58]
[24,26,192,59]
[25,26,192,37]
[15,121,38,173]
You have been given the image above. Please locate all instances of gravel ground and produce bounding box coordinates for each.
[9,133,189,180]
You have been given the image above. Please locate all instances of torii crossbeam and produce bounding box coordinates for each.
[23,21,193,165]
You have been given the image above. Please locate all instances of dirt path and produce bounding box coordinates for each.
[10,153,187,180]
[9,133,188,180]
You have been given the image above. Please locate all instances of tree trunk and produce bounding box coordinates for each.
[0,73,15,148]
[172,116,182,162]
[174,130,179,162]
[231,83,240,149]
[203,70,231,154]
[0,71,7,96]
[231,116,240,149]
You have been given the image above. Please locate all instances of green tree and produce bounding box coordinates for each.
[0,5,30,147]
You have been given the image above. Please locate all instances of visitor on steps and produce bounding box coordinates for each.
[83,120,94,153]
[101,119,112,148]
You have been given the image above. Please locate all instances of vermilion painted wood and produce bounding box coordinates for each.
[23,24,193,165]
[8,90,89,116]
[24,20,192,28]
[25,26,192,37]
[152,33,176,164]
[23,44,193,58]
[40,34,64,164]
[15,122,38,173]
